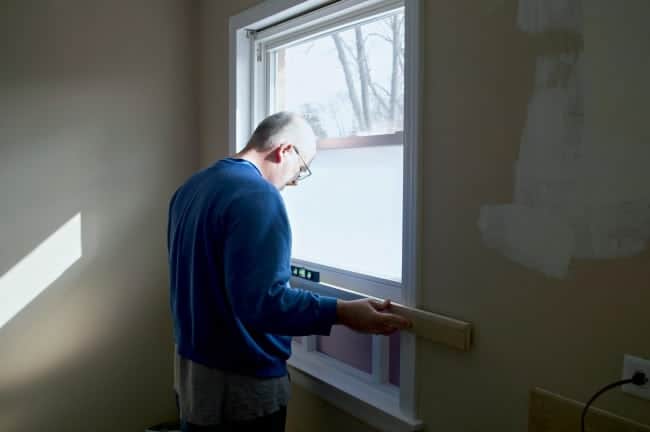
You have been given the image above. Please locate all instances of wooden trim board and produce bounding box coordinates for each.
[388,302,472,351]
[317,281,472,352]
[530,388,650,432]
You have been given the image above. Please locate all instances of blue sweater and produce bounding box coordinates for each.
[168,158,338,377]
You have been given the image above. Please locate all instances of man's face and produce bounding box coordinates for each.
[273,140,315,190]
[284,146,313,188]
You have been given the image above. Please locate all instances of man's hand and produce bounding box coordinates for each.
[336,298,412,335]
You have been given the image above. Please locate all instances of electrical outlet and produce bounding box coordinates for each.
[622,354,650,400]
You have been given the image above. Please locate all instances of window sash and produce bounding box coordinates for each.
[291,260,402,303]
[256,5,406,296]
[291,278,398,388]
[253,0,404,51]
[291,285,399,392]
[253,6,406,137]
[292,335,399,388]
[318,132,404,150]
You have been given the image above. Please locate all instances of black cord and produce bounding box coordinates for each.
[581,371,648,432]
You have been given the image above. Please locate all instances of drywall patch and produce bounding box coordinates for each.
[479,0,650,278]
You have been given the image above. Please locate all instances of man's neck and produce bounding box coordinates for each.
[234,150,269,181]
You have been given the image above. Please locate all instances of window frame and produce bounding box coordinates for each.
[229,1,422,430]
[316,132,404,150]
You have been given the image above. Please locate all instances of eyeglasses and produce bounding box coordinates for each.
[293,147,312,183]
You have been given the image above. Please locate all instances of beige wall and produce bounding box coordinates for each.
[5,0,642,430]
[417,0,649,430]
[200,0,650,431]
[0,1,198,431]
[198,0,261,166]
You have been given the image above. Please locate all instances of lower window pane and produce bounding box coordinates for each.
[317,325,372,374]
[283,145,403,282]
[389,331,400,386]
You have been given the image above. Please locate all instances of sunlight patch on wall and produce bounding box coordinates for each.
[0,213,82,328]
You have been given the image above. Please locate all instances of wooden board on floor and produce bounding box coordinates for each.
[529,388,650,432]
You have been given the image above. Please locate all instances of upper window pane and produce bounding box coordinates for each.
[271,9,405,139]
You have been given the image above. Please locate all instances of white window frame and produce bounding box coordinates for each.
[229,1,422,431]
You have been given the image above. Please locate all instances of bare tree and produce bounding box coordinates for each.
[355,26,372,131]
[301,103,328,139]
[388,15,402,130]
[331,14,404,135]
[332,33,364,133]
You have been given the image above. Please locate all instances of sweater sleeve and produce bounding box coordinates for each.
[222,188,338,336]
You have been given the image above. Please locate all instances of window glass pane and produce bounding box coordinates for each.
[271,10,405,281]
[317,325,372,374]
[283,145,402,281]
[272,10,405,139]
[388,331,400,386]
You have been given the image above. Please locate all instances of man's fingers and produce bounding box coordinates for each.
[379,322,402,335]
[351,299,412,335]
[391,313,412,329]
[378,312,412,331]
[369,298,391,311]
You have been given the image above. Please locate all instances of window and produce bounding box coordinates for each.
[230,1,421,430]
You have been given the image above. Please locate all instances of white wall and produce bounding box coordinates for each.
[0,1,198,430]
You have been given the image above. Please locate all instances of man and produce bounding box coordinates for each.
[168,112,411,432]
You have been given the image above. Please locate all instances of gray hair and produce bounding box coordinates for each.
[244,112,315,152]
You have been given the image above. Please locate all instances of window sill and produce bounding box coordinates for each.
[288,352,423,432]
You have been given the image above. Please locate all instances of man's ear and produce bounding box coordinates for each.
[277,143,293,161]
[269,145,284,163]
